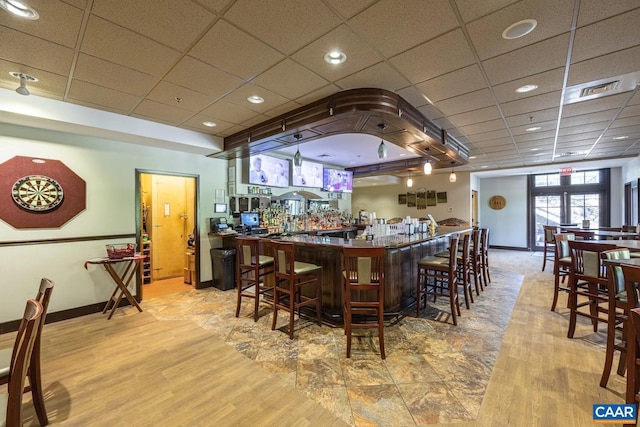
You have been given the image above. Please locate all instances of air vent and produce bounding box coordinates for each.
[580,81,620,97]
[563,71,640,105]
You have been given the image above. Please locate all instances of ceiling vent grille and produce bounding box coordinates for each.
[579,80,620,98]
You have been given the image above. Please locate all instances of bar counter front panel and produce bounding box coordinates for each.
[263,226,471,323]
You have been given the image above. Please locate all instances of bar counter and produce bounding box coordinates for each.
[270,226,471,323]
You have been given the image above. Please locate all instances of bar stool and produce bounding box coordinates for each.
[271,240,322,339]
[480,228,491,286]
[342,246,386,359]
[416,236,460,325]
[456,232,473,309]
[551,233,574,311]
[600,249,633,388]
[469,229,483,295]
[542,225,557,271]
[235,236,274,322]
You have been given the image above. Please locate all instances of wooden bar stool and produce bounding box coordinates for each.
[271,240,322,339]
[469,229,483,295]
[551,233,574,311]
[600,249,633,388]
[542,225,557,271]
[343,246,386,359]
[235,236,274,321]
[480,228,491,286]
[416,236,460,325]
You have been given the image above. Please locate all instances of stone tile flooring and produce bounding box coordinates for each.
[142,267,522,426]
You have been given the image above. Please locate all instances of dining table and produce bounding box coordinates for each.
[84,254,146,320]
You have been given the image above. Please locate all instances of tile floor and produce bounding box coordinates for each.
[141,266,522,426]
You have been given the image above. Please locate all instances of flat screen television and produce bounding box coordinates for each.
[248,154,290,188]
[322,168,353,193]
[291,160,324,188]
[240,212,260,228]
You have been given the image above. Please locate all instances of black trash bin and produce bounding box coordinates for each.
[210,248,236,291]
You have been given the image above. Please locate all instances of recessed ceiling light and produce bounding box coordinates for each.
[349,161,356,164]
[422,94,434,104]
[530,148,539,151]
[202,121,217,127]
[399,153,406,157]
[502,19,537,40]
[481,165,489,169]
[247,95,264,104]
[526,126,542,132]
[469,156,477,159]
[516,84,538,93]
[613,135,629,140]
[324,50,346,65]
[0,0,38,19]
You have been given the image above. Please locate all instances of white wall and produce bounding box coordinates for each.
[351,172,471,223]
[0,123,226,322]
[479,175,528,248]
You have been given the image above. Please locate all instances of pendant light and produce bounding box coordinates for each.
[449,161,457,183]
[293,133,303,167]
[377,123,387,159]
[423,161,432,175]
[407,177,413,187]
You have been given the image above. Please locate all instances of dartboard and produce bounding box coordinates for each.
[12,175,64,212]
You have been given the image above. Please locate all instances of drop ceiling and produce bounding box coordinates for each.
[0,0,639,176]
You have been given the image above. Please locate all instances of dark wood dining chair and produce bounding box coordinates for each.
[1,299,43,427]
[416,236,460,325]
[480,227,491,286]
[0,278,54,426]
[342,246,386,359]
[271,240,322,339]
[600,249,633,388]
[567,240,617,338]
[235,236,274,321]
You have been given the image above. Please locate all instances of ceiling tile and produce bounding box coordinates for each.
[492,68,565,103]
[562,93,631,117]
[619,104,640,119]
[0,26,74,76]
[611,118,640,129]
[189,19,284,79]
[567,45,640,87]
[578,0,640,27]
[294,84,342,105]
[164,56,243,99]
[252,59,328,100]
[510,120,557,136]
[192,0,234,14]
[91,0,216,51]
[0,0,84,48]
[560,110,617,128]
[67,80,141,113]
[468,129,510,142]
[505,108,559,127]
[181,115,235,134]
[146,81,215,112]
[395,87,430,109]
[571,8,640,63]
[132,99,194,125]
[454,0,519,23]
[447,106,502,127]
[500,90,561,117]
[224,0,341,55]
[291,25,382,82]
[390,30,476,84]
[418,104,446,121]
[513,130,555,143]
[73,53,157,97]
[459,119,506,136]
[466,0,574,60]
[483,34,570,85]
[200,100,260,124]
[263,101,303,118]
[219,83,288,113]
[324,0,376,19]
[335,62,410,91]
[348,0,458,57]
[80,15,180,76]
[433,88,496,116]
[416,65,486,103]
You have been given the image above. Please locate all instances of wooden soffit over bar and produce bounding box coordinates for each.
[209,88,469,177]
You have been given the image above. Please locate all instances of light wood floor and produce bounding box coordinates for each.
[142,276,193,299]
[0,250,631,426]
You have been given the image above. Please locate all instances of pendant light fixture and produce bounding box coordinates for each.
[423,161,432,175]
[407,177,413,187]
[377,123,387,159]
[293,133,303,167]
[10,72,37,96]
[449,161,457,183]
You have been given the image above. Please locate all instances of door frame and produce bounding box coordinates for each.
[135,169,200,299]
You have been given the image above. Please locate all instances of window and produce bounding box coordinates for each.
[570,170,600,185]
[534,173,560,187]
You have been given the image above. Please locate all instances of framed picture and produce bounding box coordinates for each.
[417,190,426,210]
[427,190,437,206]
[437,192,447,203]
[407,192,416,207]
[398,193,407,204]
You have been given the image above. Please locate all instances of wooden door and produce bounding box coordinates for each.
[151,175,195,280]
[472,190,479,227]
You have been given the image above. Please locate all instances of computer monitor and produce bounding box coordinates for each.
[240,212,260,228]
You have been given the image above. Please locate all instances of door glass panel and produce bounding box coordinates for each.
[569,194,600,228]
[534,195,561,247]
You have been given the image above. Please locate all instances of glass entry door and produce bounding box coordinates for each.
[530,170,609,251]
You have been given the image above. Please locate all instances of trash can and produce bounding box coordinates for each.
[210,248,236,291]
